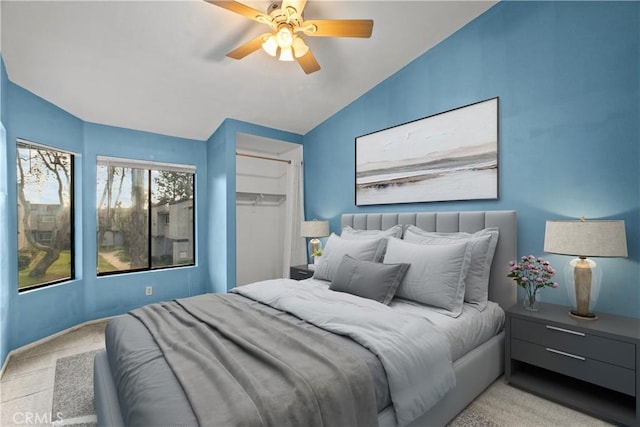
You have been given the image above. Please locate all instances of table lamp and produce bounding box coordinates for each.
[300,219,329,265]
[544,217,627,320]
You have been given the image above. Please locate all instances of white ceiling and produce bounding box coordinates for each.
[1,1,496,141]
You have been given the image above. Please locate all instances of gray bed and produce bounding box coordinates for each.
[94,210,517,427]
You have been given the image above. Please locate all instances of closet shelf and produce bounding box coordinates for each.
[236,192,286,206]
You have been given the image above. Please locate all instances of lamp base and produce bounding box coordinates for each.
[569,310,598,321]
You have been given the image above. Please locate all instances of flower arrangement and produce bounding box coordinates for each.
[508,255,558,310]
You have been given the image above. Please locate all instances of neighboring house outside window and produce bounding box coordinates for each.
[16,140,75,291]
[96,157,195,275]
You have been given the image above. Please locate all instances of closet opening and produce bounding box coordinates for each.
[235,134,306,286]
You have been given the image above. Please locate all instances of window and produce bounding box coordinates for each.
[17,140,75,291]
[96,157,195,275]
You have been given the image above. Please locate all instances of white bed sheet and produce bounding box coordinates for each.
[303,278,505,361]
[389,298,505,360]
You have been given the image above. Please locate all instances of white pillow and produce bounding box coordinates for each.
[383,237,472,317]
[313,233,386,282]
[403,226,499,311]
[341,224,403,240]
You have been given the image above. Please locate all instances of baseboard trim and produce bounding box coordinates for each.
[0,316,115,380]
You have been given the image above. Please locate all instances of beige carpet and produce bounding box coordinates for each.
[448,379,612,427]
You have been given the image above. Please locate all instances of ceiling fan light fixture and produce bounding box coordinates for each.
[279,46,294,62]
[261,35,278,57]
[210,0,374,74]
[292,36,309,58]
[276,26,293,48]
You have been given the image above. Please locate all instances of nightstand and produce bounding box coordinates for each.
[290,264,314,281]
[505,302,640,426]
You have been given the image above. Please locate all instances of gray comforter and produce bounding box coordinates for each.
[130,293,378,427]
[232,279,455,426]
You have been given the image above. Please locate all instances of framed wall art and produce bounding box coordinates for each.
[355,97,498,206]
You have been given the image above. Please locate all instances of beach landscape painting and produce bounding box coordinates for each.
[355,98,498,205]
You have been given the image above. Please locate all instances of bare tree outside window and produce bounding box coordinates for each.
[17,141,74,290]
[96,160,194,275]
[96,166,149,273]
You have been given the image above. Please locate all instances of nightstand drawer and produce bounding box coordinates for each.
[512,338,636,396]
[511,317,635,369]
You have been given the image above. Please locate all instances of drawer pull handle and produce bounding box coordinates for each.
[545,347,586,361]
[545,325,585,337]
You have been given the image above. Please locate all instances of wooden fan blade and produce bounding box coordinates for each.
[282,0,307,15]
[226,33,268,59]
[296,50,320,74]
[206,1,270,24]
[302,19,373,38]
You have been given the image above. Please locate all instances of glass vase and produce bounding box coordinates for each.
[523,288,539,311]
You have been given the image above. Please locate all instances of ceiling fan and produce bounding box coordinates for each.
[207,0,373,74]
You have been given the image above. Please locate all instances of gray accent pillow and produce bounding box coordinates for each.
[341,225,403,240]
[403,226,499,311]
[313,233,387,282]
[329,255,410,304]
[383,237,472,317]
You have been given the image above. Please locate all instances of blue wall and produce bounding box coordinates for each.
[206,119,302,293]
[303,1,640,318]
[1,58,9,366]
[2,77,208,354]
[207,120,235,294]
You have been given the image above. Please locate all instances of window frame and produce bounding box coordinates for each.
[96,157,196,277]
[17,139,76,292]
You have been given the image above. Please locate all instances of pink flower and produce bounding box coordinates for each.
[507,255,558,293]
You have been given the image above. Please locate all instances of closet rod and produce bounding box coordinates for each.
[236,152,291,164]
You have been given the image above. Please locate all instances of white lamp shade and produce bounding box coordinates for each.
[261,35,278,57]
[292,36,309,58]
[300,220,329,238]
[278,46,294,62]
[276,27,293,48]
[544,220,628,258]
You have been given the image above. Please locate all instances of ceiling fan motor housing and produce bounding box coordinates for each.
[267,2,281,14]
[267,1,303,28]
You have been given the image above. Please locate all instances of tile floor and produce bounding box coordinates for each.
[0,321,107,427]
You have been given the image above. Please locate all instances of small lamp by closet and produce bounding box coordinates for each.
[300,220,329,266]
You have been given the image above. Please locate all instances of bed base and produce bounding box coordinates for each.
[94,351,124,427]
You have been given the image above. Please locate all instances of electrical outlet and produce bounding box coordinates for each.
[145,286,153,296]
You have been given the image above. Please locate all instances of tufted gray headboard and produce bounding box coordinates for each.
[341,210,517,310]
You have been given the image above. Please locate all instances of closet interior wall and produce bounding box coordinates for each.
[235,138,302,286]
